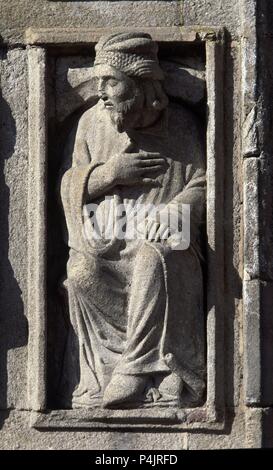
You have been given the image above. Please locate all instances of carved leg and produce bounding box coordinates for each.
[103,242,170,407]
[61,250,128,408]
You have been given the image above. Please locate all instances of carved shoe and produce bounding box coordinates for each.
[158,372,183,403]
[102,373,147,408]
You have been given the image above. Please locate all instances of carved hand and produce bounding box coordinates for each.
[109,151,167,186]
[144,218,170,242]
[137,214,171,242]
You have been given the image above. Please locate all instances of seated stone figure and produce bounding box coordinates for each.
[60,32,206,408]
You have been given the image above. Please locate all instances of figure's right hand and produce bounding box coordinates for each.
[109,151,167,186]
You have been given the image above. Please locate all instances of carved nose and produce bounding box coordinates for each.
[97,80,106,96]
[100,93,108,101]
[98,87,107,99]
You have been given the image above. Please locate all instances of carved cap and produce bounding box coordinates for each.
[94,32,164,81]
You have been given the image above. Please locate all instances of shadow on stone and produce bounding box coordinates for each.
[0,85,28,428]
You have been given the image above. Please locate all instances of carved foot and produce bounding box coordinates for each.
[158,372,183,402]
[102,374,147,408]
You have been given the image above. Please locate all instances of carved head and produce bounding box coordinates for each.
[94,32,168,132]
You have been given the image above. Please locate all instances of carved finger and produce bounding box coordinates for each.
[147,221,160,241]
[161,226,170,240]
[148,223,161,241]
[144,218,154,238]
[145,218,154,231]
[139,158,166,167]
[141,178,158,185]
[154,225,170,242]
[142,165,164,174]
[137,152,161,159]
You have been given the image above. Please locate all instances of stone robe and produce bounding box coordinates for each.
[60,100,206,408]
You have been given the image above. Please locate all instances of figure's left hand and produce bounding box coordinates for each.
[144,218,170,242]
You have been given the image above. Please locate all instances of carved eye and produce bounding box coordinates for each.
[107,79,119,87]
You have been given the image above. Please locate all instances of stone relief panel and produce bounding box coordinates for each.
[45,32,207,412]
[26,28,225,429]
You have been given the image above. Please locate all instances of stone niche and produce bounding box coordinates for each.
[26,26,225,430]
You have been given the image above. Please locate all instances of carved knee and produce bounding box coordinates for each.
[67,254,99,289]
[136,243,164,275]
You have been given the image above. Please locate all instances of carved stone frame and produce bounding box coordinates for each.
[26,26,225,430]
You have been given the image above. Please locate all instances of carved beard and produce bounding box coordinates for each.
[108,95,143,133]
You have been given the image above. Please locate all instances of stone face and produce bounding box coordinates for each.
[0,0,273,450]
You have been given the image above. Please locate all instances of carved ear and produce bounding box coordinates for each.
[160,60,206,106]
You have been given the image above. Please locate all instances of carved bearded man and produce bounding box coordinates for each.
[60,32,206,408]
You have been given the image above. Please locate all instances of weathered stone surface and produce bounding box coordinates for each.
[0,411,185,450]
[183,0,240,34]
[243,157,260,281]
[27,47,47,411]
[222,41,243,410]
[0,49,28,410]
[161,60,205,105]
[244,279,273,407]
[0,1,241,45]
[55,57,95,122]
[25,26,222,46]
[0,2,181,44]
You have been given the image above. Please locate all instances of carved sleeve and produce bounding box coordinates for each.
[158,113,206,253]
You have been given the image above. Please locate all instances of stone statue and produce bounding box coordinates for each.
[60,32,206,409]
